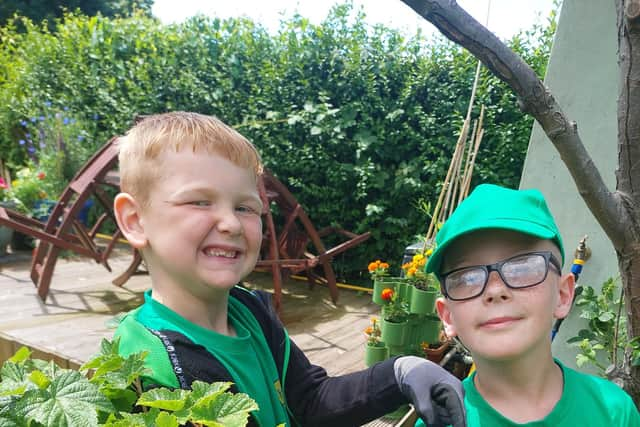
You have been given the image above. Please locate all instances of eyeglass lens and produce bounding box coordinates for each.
[444,252,553,301]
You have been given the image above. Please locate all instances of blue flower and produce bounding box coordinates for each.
[38,116,45,121]
[20,120,27,127]
[27,146,35,153]
[93,114,100,120]
[25,133,31,138]
[44,101,52,107]
[77,135,85,141]
[63,118,70,125]
[19,139,26,145]
[30,117,37,123]
[63,106,69,111]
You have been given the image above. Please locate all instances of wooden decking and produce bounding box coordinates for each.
[0,250,378,373]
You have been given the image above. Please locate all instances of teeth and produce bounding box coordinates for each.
[204,248,236,258]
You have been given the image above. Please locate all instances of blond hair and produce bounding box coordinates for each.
[117,112,263,206]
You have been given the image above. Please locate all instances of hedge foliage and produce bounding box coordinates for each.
[0,3,556,281]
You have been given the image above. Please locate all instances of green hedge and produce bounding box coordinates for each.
[0,4,555,282]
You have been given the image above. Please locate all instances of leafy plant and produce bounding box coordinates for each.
[367,259,390,281]
[0,4,557,281]
[380,286,409,323]
[4,162,50,217]
[567,277,640,374]
[401,249,439,291]
[364,317,383,347]
[0,338,258,427]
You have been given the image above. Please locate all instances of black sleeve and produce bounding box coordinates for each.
[245,289,408,426]
[284,340,407,427]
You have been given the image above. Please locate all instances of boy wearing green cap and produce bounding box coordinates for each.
[417,184,639,426]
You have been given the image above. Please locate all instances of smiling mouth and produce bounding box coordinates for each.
[480,317,520,327]
[203,248,239,258]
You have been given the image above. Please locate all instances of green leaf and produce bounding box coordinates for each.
[598,311,614,322]
[14,369,114,427]
[1,362,27,383]
[155,411,179,427]
[576,354,590,368]
[190,392,258,427]
[0,402,26,427]
[28,370,51,389]
[8,348,31,364]
[137,388,189,411]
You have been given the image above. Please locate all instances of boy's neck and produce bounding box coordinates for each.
[151,286,235,336]
[473,350,563,423]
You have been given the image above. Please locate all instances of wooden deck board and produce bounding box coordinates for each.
[0,251,414,425]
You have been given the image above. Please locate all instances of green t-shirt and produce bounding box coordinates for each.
[416,360,639,426]
[117,289,291,427]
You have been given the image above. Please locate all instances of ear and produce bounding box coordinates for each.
[113,192,148,249]
[436,297,458,338]
[553,272,576,319]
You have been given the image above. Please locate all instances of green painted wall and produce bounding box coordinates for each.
[519,0,618,370]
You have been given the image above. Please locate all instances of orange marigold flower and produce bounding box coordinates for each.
[379,262,389,269]
[364,326,374,335]
[381,288,394,301]
[368,261,380,272]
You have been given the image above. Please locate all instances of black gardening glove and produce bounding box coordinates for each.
[394,356,466,427]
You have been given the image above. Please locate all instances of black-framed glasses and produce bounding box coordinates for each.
[440,251,562,301]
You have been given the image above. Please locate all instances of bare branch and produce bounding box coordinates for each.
[400,0,629,249]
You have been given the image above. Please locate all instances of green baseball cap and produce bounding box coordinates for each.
[425,184,564,275]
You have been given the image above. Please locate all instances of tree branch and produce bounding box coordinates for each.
[401,0,629,250]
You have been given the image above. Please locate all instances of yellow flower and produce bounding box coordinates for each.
[413,253,425,263]
[426,248,433,256]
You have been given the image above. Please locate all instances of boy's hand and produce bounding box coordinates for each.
[394,356,466,427]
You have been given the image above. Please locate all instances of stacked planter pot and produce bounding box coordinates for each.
[365,278,442,365]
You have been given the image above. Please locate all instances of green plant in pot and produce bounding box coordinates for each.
[364,317,389,366]
[402,250,440,315]
[380,287,410,352]
[369,259,391,305]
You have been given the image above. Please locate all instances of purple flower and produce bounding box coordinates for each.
[25,133,31,138]
[20,120,27,127]
[19,139,26,145]
[27,146,35,153]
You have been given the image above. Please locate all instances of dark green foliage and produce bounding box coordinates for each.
[0,3,555,282]
[0,0,153,29]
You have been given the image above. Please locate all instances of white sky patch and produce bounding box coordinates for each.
[152,0,557,40]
